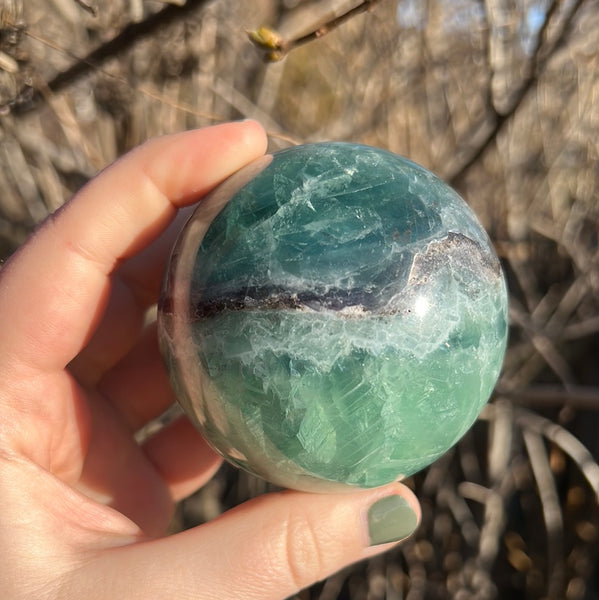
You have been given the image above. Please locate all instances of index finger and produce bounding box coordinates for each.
[0,121,267,374]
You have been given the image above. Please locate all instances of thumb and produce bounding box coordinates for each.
[85,483,420,600]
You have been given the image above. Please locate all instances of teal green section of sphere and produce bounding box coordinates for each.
[158,143,508,492]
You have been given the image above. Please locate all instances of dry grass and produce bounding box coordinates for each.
[1,0,598,598]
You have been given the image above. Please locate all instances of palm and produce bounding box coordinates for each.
[1,362,177,597]
[66,369,176,537]
[11,325,180,541]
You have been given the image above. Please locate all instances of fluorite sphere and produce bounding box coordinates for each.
[158,143,508,493]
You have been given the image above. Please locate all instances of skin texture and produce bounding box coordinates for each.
[0,121,420,600]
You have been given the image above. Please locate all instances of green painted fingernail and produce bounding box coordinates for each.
[368,496,418,546]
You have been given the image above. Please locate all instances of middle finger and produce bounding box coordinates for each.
[69,207,193,385]
[98,321,176,431]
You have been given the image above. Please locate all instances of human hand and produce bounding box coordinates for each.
[0,121,420,600]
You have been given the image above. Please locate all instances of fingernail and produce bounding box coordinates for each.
[367,495,418,546]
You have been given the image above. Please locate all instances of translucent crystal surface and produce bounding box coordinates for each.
[158,143,508,492]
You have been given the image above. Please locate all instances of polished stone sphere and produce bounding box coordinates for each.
[158,143,508,492]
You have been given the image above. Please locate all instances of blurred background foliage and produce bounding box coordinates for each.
[1,0,598,598]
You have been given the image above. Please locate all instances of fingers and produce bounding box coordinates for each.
[116,205,196,307]
[98,322,176,431]
[75,390,174,538]
[67,271,147,385]
[68,206,196,385]
[141,416,223,502]
[84,483,420,600]
[0,121,267,376]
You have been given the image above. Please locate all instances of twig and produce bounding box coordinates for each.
[212,78,301,146]
[35,79,104,170]
[514,407,599,502]
[522,428,565,599]
[509,301,576,386]
[563,315,599,340]
[73,0,98,17]
[248,0,384,62]
[497,384,599,410]
[3,26,222,120]
[459,481,505,568]
[487,398,514,483]
[459,473,514,598]
[438,484,480,547]
[0,50,19,73]
[0,24,297,147]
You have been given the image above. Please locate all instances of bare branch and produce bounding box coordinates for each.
[72,0,98,17]
[522,428,566,599]
[248,0,384,62]
[515,407,599,502]
[498,384,599,410]
[2,0,211,115]
[0,20,299,148]
[449,0,588,185]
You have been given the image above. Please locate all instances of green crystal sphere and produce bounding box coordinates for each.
[158,143,508,492]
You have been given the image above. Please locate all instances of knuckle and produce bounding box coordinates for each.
[281,509,328,591]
